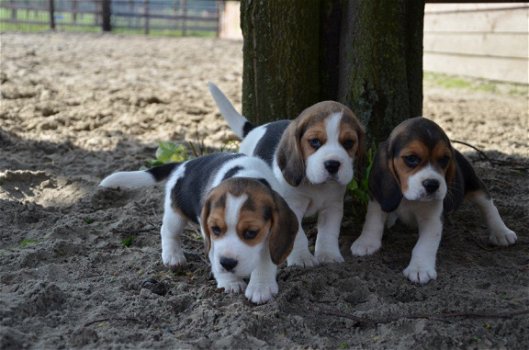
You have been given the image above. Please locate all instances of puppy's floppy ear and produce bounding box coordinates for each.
[369,141,402,212]
[268,191,299,265]
[199,198,212,253]
[445,146,457,187]
[355,121,367,160]
[353,121,367,175]
[276,122,305,187]
[443,149,466,213]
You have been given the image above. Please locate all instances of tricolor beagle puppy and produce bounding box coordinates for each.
[351,117,517,284]
[209,83,365,267]
[100,153,298,304]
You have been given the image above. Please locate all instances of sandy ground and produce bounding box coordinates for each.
[1,33,528,349]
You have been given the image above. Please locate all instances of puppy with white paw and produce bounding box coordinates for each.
[100,153,298,303]
[351,117,517,284]
[209,83,365,268]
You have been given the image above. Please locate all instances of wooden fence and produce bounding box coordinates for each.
[0,0,220,36]
[424,3,529,84]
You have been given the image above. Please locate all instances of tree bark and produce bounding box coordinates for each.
[240,0,424,145]
[240,0,321,124]
[338,0,424,145]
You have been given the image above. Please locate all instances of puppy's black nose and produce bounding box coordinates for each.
[423,179,440,194]
[324,160,341,174]
[220,257,238,271]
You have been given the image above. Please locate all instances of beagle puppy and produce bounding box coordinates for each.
[100,153,298,304]
[209,83,365,267]
[351,117,517,284]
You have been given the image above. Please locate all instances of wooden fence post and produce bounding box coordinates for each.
[182,0,187,36]
[128,0,133,28]
[72,0,78,24]
[101,0,111,32]
[10,0,16,20]
[215,1,220,38]
[49,0,55,30]
[144,0,149,35]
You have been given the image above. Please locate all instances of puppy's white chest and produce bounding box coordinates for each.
[392,200,420,227]
[390,199,443,228]
[303,182,345,216]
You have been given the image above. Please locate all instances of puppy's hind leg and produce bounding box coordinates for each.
[286,202,319,268]
[287,227,319,267]
[469,191,517,246]
[160,208,188,268]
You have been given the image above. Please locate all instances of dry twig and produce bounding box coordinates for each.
[320,308,529,327]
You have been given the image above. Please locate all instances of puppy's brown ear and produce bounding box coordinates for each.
[443,148,466,213]
[199,198,212,253]
[276,123,305,187]
[353,121,367,176]
[445,147,457,187]
[369,141,402,212]
[355,121,367,160]
[268,191,299,265]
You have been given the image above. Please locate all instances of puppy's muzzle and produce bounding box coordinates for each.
[422,179,440,194]
[324,160,341,175]
[220,257,238,272]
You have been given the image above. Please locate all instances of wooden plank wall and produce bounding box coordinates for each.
[424,3,529,84]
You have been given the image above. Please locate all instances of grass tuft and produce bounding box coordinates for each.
[424,72,528,97]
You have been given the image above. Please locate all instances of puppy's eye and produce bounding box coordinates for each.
[342,139,355,150]
[438,155,451,168]
[309,138,322,149]
[243,229,259,240]
[211,226,222,236]
[403,155,421,168]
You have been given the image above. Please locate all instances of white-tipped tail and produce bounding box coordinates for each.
[208,82,250,139]
[99,171,156,190]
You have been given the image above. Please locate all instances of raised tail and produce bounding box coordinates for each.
[208,82,254,139]
[99,162,180,190]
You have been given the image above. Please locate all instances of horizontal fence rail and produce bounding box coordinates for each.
[0,0,220,37]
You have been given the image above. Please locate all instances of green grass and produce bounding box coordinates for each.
[83,217,95,225]
[121,236,135,248]
[0,8,216,38]
[424,72,528,97]
[347,146,375,208]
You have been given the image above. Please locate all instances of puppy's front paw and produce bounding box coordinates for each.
[315,249,345,264]
[350,236,382,256]
[162,249,187,269]
[245,280,278,304]
[403,262,437,284]
[217,279,247,294]
[287,250,319,268]
[489,227,517,246]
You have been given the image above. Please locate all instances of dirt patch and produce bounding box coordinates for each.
[1,32,528,349]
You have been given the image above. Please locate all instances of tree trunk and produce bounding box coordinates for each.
[240,0,424,144]
[338,0,424,145]
[240,0,321,124]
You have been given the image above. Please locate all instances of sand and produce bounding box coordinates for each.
[1,32,528,349]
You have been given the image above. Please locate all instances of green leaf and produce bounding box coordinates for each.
[20,239,38,248]
[348,179,359,191]
[152,142,189,164]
